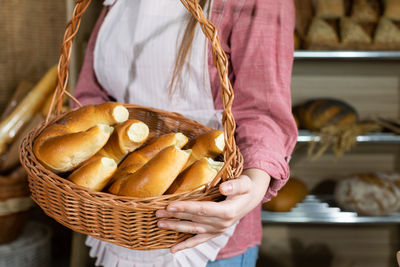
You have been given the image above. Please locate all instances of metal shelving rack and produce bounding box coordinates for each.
[297,130,400,143]
[278,51,400,225]
[294,50,400,60]
[262,195,400,224]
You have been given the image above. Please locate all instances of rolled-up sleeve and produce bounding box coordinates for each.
[73,7,112,106]
[230,0,298,202]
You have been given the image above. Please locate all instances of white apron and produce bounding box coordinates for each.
[88,0,236,266]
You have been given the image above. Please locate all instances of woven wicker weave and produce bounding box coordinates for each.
[20,0,243,250]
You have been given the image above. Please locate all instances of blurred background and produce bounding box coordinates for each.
[1,0,399,266]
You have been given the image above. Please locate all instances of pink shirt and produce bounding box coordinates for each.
[74,0,297,259]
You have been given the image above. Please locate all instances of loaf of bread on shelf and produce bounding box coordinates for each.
[295,98,358,131]
[68,157,117,191]
[383,0,400,21]
[340,17,372,46]
[351,0,379,23]
[334,173,400,216]
[118,146,191,198]
[306,18,339,48]
[95,119,149,164]
[33,102,129,173]
[166,157,224,194]
[184,130,225,169]
[314,0,345,19]
[262,178,308,212]
[108,132,188,194]
[374,18,400,48]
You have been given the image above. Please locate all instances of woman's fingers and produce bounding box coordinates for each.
[157,219,225,235]
[219,175,252,196]
[164,200,238,221]
[156,209,233,229]
[170,233,217,253]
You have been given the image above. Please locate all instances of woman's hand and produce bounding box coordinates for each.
[155,168,271,253]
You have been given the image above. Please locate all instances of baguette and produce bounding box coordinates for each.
[68,157,117,191]
[184,130,224,168]
[118,146,191,198]
[166,157,224,194]
[0,66,57,156]
[0,114,43,172]
[33,102,129,173]
[108,132,188,194]
[96,120,149,164]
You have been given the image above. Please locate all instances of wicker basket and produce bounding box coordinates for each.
[20,0,243,250]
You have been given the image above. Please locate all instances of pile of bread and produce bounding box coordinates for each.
[33,102,225,198]
[295,0,400,50]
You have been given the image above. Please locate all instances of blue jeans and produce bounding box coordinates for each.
[206,246,259,267]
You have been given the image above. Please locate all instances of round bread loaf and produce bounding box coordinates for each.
[262,178,308,212]
[296,98,358,131]
[334,173,400,216]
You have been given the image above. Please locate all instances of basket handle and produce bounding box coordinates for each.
[48,0,238,168]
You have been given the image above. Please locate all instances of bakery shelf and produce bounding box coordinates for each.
[297,130,400,143]
[294,50,400,60]
[262,195,400,224]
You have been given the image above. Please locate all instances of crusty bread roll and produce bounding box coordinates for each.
[262,178,308,212]
[340,17,372,45]
[166,157,224,194]
[306,18,339,48]
[383,0,400,21]
[68,157,117,191]
[314,0,345,19]
[108,132,188,194]
[351,0,379,23]
[96,120,149,164]
[184,130,225,168]
[334,173,400,216]
[374,18,400,47]
[33,102,128,173]
[118,146,191,198]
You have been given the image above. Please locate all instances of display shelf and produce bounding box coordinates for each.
[297,130,400,143]
[262,195,400,224]
[294,50,400,60]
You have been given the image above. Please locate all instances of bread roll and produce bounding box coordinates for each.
[340,17,372,45]
[96,120,149,164]
[383,0,400,21]
[68,157,117,191]
[185,130,225,168]
[262,178,308,212]
[374,18,400,47]
[118,146,191,198]
[108,132,188,194]
[314,0,345,19]
[306,18,339,48]
[166,157,224,194]
[334,173,400,216]
[296,98,358,131]
[34,102,128,173]
[351,0,379,23]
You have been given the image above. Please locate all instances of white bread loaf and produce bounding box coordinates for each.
[108,132,188,194]
[184,130,225,169]
[334,173,400,216]
[166,157,224,194]
[68,157,117,191]
[95,119,149,164]
[118,146,191,198]
[33,102,129,173]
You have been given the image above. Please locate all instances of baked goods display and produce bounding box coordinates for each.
[262,178,308,212]
[31,106,225,196]
[334,172,400,216]
[294,0,400,50]
[294,98,359,131]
